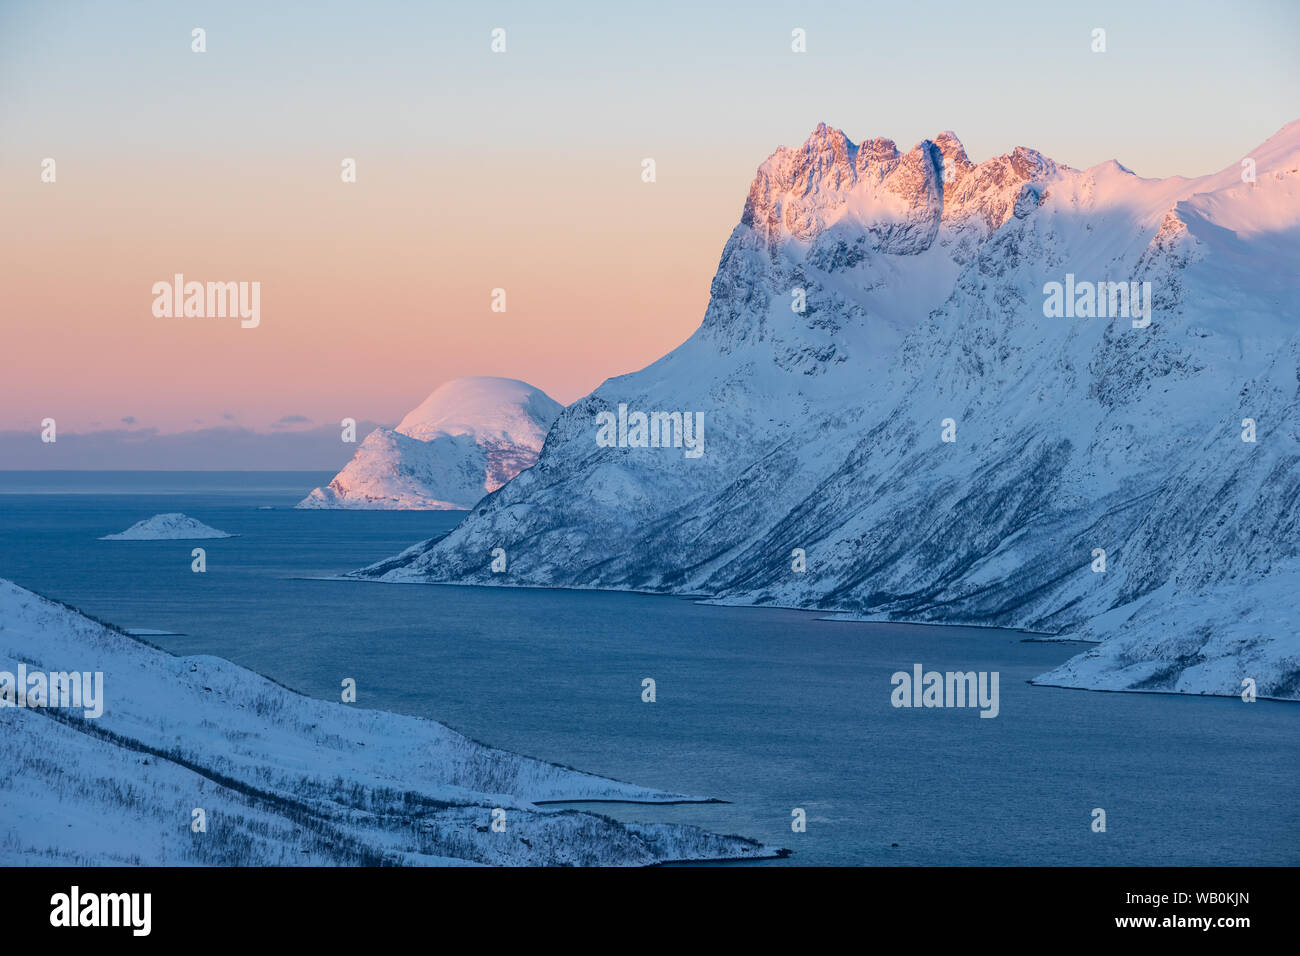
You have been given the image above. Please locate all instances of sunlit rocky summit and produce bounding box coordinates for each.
[298,377,563,510]
[356,122,1300,701]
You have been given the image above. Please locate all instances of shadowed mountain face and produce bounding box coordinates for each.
[356,123,1300,699]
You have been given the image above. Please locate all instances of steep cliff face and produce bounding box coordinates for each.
[356,123,1300,700]
[298,377,563,510]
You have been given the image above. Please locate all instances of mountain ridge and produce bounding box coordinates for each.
[353,122,1300,700]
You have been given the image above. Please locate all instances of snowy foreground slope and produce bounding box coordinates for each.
[100,513,233,540]
[298,377,563,510]
[0,580,779,865]
[358,122,1300,700]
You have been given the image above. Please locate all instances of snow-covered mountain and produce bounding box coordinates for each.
[100,513,233,540]
[297,377,563,510]
[0,579,782,865]
[355,122,1300,701]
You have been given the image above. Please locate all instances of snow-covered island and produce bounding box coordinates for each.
[297,377,563,510]
[352,121,1300,702]
[100,513,234,540]
[0,579,783,865]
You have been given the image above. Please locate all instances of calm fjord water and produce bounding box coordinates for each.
[1,472,1295,865]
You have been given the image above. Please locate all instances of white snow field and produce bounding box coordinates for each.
[297,377,563,510]
[99,513,234,540]
[0,580,781,865]
[355,122,1300,701]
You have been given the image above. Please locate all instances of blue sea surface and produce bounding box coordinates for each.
[1,471,1296,865]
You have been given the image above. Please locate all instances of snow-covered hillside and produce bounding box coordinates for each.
[355,122,1300,701]
[100,513,233,540]
[0,580,781,865]
[298,377,563,510]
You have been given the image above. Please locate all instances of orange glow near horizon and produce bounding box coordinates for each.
[3,0,1296,437]
[2,153,739,432]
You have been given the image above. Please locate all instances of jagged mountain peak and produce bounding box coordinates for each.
[742,125,1062,247]
[804,120,850,146]
[356,119,1300,700]
[931,130,970,165]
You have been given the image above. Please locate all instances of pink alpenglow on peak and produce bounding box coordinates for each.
[297,377,564,510]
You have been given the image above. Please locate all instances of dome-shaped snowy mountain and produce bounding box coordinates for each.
[297,377,563,510]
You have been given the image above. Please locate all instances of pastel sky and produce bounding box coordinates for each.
[2,0,1297,457]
